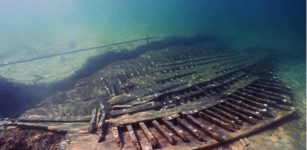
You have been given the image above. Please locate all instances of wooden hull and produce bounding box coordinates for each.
[16,40,295,150]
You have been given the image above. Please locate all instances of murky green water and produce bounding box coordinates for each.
[0,0,304,56]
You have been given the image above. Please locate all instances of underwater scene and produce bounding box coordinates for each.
[0,0,305,150]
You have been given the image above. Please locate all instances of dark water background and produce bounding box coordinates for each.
[0,0,305,58]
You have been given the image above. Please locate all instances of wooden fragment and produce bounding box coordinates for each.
[112,104,133,109]
[152,120,176,144]
[223,101,263,119]
[176,117,206,142]
[108,93,136,106]
[218,105,257,124]
[163,114,180,121]
[88,108,98,133]
[110,102,162,117]
[235,90,292,110]
[139,122,157,147]
[247,85,290,100]
[230,94,268,108]
[191,110,296,150]
[127,125,141,150]
[98,104,106,142]
[111,126,123,147]
[14,124,67,134]
[161,118,190,142]
[242,88,291,105]
[252,83,290,95]
[106,99,220,126]
[15,41,297,150]
[256,79,290,91]
[226,98,273,118]
[186,115,225,142]
[139,138,153,150]
[210,107,243,125]
[106,73,259,126]
[198,111,236,132]
[96,103,104,127]
[203,109,240,129]
[226,97,261,111]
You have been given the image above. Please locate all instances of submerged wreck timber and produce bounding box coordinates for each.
[1,38,296,150]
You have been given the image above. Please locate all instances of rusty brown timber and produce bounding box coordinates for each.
[17,42,295,150]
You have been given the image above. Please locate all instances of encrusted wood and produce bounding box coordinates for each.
[17,41,295,150]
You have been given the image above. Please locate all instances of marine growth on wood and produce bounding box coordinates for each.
[18,41,296,150]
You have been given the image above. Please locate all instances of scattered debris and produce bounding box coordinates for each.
[0,126,66,150]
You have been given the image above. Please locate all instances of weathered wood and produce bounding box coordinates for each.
[186,115,225,142]
[7,123,67,134]
[242,88,291,105]
[111,127,122,148]
[139,122,157,147]
[176,118,206,141]
[98,104,106,142]
[139,138,153,150]
[223,101,263,119]
[96,105,102,129]
[127,125,141,150]
[106,77,259,126]
[235,90,292,110]
[112,104,134,109]
[198,111,236,132]
[218,105,257,124]
[210,107,243,125]
[108,93,137,106]
[252,83,290,95]
[88,108,98,133]
[110,102,162,117]
[152,120,176,144]
[161,118,190,142]
[270,82,290,91]
[203,109,240,129]
[190,110,296,150]
[226,98,273,118]
[246,85,290,100]
[15,41,297,150]
[230,94,268,109]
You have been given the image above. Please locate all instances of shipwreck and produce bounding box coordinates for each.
[0,36,295,150]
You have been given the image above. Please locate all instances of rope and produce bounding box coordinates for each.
[0,36,159,67]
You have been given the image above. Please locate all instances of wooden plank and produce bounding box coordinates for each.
[127,125,141,150]
[106,77,258,126]
[161,118,190,142]
[88,108,98,134]
[176,118,206,141]
[152,120,176,144]
[191,109,296,150]
[111,127,122,147]
[186,115,225,142]
[139,122,157,147]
